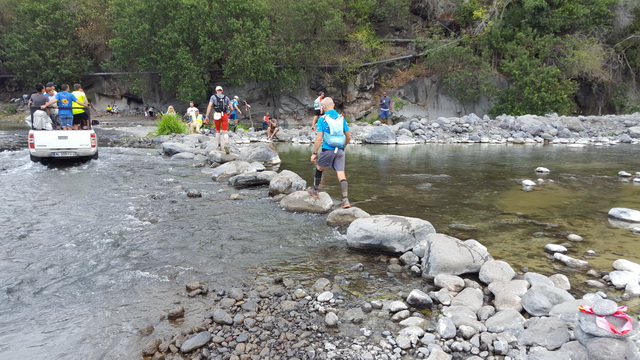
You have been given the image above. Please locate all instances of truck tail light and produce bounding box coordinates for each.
[91,133,96,148]
[29,133,35,149]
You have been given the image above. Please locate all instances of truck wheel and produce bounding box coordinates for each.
[92,151,99,160]
[29,154,39,163]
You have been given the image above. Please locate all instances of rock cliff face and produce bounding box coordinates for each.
[74,60,498,128]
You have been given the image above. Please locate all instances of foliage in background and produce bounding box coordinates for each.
[154,113,187,136]
[491,55,577,116]
[392,97,406,112]
[0,0,91,86]
[0,0,638,116]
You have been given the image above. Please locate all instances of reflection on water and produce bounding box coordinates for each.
[277,142,640,296]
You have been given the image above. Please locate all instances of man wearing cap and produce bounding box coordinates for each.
[311,91,325,130]
[229,95,242,132]
[205,86,232,154]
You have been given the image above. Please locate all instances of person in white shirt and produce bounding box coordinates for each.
[185,101,197,120]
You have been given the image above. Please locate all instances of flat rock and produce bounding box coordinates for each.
[585,337,638,359]
[608,207,640,223]
[485,309,526,335]
[280,191,334,213]
[479,260,516,284]
[180,331,212,353]
[346,215,436,254]
[326,207,370,227]
[613,259,640,274]
[434,274,465,292]
[518,317,570,350]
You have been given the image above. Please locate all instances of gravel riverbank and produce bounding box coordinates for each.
[140,113,640,360]
[4,111,640,359]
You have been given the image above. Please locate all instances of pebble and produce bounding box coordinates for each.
[567,233,584,242]
[317,291,334,302]
[544,244,567,254]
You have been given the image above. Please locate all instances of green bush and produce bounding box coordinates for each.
[491,55,577,116]
[393,97,406,112]
[4,104,18,115]
[154,113,187,135]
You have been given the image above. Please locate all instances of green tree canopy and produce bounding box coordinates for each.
[1,0,91,86]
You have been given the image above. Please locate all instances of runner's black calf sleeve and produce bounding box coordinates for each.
[340,179,348,198]
[314,169,323,188]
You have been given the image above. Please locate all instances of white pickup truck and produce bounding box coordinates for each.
[28,129,99,163]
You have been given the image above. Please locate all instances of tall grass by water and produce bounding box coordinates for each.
[154,113,187,135]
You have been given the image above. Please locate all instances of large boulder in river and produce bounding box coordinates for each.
[211,161,253,182]
[609,207,640,222]
[346,215,436,253]
[421,233,492,277]
[237,144,281,165]
[269,170,307,196]
[280,191,333,213]
[162,142,195,156]
[228,171,277,189]
[364,126,397,144]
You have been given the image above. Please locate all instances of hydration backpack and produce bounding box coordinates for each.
[322,114,346,148]
[213,94,228,112]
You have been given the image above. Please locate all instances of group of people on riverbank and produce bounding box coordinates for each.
[28,82,91,130]
[168,87,394,209]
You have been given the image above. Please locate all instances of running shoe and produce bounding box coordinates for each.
[341,198,351,209]
[224,146,230,154]
[307,187,319,198]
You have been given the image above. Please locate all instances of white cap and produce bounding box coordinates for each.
[234,95,239,99]
[215,86,223,91]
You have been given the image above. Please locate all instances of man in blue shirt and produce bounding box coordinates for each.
[379,91,392,125]
[308,97,352,209]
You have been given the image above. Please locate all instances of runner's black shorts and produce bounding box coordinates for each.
[73,112,89,125]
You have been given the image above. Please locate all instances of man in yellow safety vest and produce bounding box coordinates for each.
[189,108,204,134]
[72,83,89,129]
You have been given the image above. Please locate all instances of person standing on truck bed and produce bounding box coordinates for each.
[42,84,88,130]
[45,82,59,129]
[29,83,53,130]
[72,84,90,130]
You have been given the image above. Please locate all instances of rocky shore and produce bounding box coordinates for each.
[145,112,640,148]
[136,113,640,360]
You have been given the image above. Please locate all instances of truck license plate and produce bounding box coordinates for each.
[51,152,77,157]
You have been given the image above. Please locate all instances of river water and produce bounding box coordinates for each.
[1,124,640,359]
